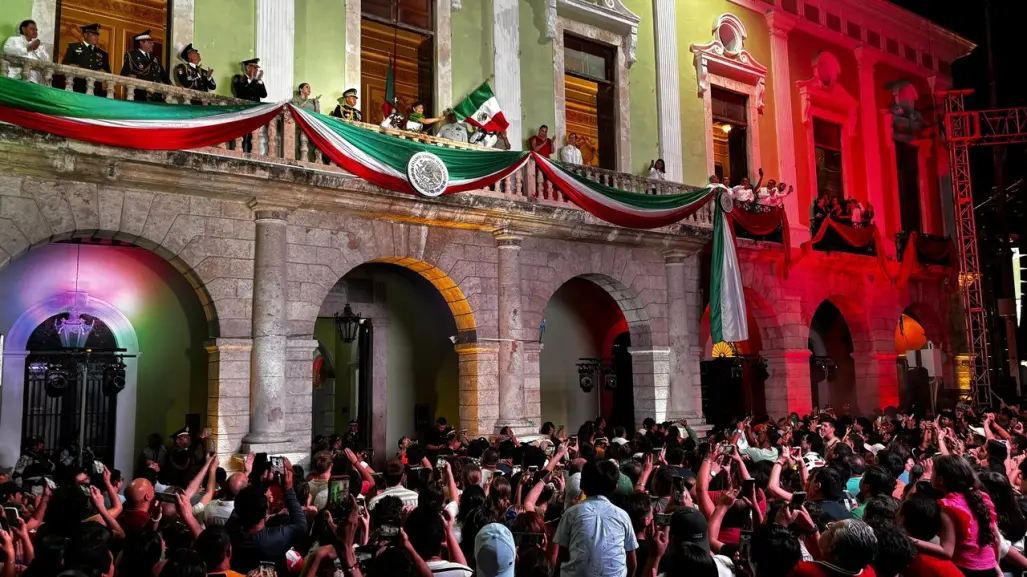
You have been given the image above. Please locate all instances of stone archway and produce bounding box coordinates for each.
[1,292,140,474]
[304,256,482,467]
[534,273,659,429]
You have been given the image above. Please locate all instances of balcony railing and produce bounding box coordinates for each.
[895,231,953,266]
[1,53,715,229]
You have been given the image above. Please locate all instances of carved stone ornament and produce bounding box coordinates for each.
[795,51,858,136]
[407,151,449,198]
[549,0,641,67]
[689,14,768,113]
[718,190,734,213]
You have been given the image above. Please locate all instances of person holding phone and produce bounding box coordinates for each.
[227,457,308,574]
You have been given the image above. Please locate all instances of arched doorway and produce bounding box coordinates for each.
[312,261,464,463]
[0,242,208,475]
[699,304,769,426]
[808,301,855,410]
[539,277,634,434]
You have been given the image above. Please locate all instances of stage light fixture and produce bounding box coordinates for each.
[44,360,73,398]
[103,357,127,396]
[604,372,618,390]
[577,362,596,393]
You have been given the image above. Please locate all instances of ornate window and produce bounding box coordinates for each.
[690,14,767,180]
[796,51,857,200]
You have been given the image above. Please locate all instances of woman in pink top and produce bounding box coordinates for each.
[909,455,1000,577]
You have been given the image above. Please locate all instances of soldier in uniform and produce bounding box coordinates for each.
[330,88,362,121]
[120,30,169,101]
[232,58,267,152]
[61,23,110,94]
[174,43,215,95]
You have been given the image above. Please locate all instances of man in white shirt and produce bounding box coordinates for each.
[3,19,50,83]
[560,133,584,165]
[197,472,247,527]
[554,460,638,577]
[307,450,334,510]
[734,420,781,463]
[437,112,469,143]
[367,460,419,510]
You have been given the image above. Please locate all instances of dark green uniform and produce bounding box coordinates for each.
[120,49,169,101]
[62,41,110,94]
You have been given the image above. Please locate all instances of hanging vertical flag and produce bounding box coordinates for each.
[382,58,396,118]
[453,82,509,132]
[709,193,749,343]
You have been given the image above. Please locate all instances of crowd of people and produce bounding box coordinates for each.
[810,195,876,235]
[3,402,1025,577]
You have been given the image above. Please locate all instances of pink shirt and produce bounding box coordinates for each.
[939,491,999,571]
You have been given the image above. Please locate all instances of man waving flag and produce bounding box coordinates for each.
[452,82,508,132]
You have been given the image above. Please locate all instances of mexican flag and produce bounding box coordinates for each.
[382,58,396,118]
[710,193,749,343]
[453,82,508,132]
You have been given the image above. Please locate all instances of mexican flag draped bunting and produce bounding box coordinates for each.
[0,75,282,149]
[0,75,751,340]
[710,194,749,343]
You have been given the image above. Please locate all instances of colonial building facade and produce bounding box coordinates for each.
[0,0,971,471]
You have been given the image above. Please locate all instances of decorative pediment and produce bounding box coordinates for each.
[689,14,768,113]
[547,0,642,67]
[795,51,858,136]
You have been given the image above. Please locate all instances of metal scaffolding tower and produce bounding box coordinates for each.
[940,90,1027,407]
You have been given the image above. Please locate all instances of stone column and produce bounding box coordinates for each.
[256,0,295,102]
[344,0,362,95]
[522,342,544,428]
[456,342,501,436]
[630,347,672,426]
[369,319,389,469]
[763,349,812,417]
[765,11,805,244]
[652,0,684,182]
[664,250,701,417]
[31,0,57,57]
[855,47,890,255]
[206,338,253,466]
[495,231,526,431]
[244,204,290,451]
[493,0,522,150]
[853,352,900,413]
[171,0,196,55]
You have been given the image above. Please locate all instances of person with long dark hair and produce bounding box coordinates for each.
[910,455,1000,576]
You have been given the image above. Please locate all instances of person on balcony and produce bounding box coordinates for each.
[470,129,510,150]
[291,82,320,112]
[731,168,763,206]
[120,30,169,101]
[174,44,215,94]
[61,23,110,94]
[330,88,361,121]
[528,125,554,158]
[862,201,875,227]
[437,111,469,143]
[232,58,267,152]
[647,159,666,181]
[850,199,864,228]
[406,101,442,132]
[560,133,583,165]
[3,19,50,84]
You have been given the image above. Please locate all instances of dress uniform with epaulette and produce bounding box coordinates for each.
[61,23,110,94]
[331,88,363,121]
[120,30,169,101]
[231,58,267,103]
[173,43,215,93]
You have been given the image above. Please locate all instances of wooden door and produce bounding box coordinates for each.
[564,74,600,167]
[56,0,168,71]
[360,18,433,125]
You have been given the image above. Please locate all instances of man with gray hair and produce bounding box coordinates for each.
[790,518,878,576]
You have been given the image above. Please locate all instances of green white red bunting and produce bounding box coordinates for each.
[0,76,750,341]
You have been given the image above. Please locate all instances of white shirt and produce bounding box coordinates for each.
[560,144,583,165]
[425,560,473,577]
[732,185,754,203]
[199,499,235,526]
[438,122,469,142]
[554,496,638,577]
[735,431,780,463]
[647,167,665,181]
[367,485,419,510]
[3,35,50,83]
[756,187,773,205]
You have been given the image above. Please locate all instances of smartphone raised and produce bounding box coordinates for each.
[329,475,350,506]
[154,492,178,503]
[654,513,672,526]
[527,465,539,474]
[791,491,807,507]
[3,507,19,527]
[743,478,756,493]
[269,455,285,474]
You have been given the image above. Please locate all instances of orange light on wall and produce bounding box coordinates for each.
[894,313,927,353]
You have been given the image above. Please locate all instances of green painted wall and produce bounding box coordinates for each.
[519,0,555,149]
[193,0,255,97]
[676,1,779,186]
[623,0,659,176]
[0,0,32,40]
[295,0,348,105]
[451,0,493,103]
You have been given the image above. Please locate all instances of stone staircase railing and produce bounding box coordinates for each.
[1,53,715,229]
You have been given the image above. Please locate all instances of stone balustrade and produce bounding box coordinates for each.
[0,52,716,229]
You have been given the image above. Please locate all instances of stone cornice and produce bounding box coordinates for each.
[0,124,711,252]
